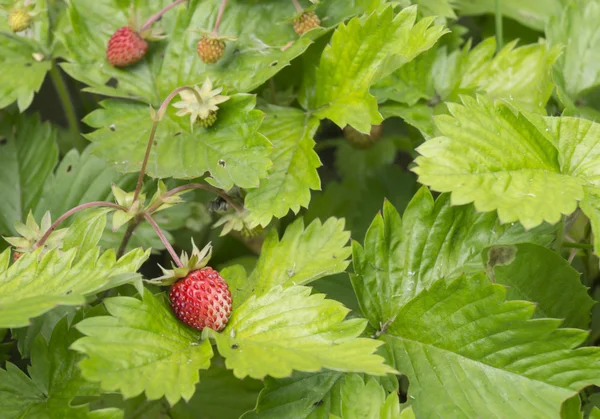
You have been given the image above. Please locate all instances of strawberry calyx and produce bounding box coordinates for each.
[3,211,67,258]
[147,240,213,286]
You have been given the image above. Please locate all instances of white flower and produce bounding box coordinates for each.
[172,78,229,128]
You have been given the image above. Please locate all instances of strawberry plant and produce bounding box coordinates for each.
[3,0,600,417]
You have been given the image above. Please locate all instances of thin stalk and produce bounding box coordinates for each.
[140,0,187,32]
[554,215,566,256]
[132,86,203,202]
[563,242,594,250]
[212,0,227,35]
[117,216,141,258]
[49,63,83,150]
[35,201,124,249]
[147,183,244,214]
[292,0,303,13]
[143,212,183,267]
[495,0,503,51]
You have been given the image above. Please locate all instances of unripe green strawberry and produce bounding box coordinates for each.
[293,11,320,35]
[198,111,217,128]
[197,36,226,64]
[106,26,148,67]
[8,8,31,32]
[169,268,232,331]
[343,124,383,149]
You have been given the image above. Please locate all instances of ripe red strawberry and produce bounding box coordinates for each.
[106,27,148,67]
[197,36,226,64]
[169,268,232,332]
[293,11,320,35]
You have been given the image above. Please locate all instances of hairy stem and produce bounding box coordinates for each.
[147,183,244,214]
[495,0,503,51]
[292,0,303,13]
[49,63,83,151]
[133,86,203,202]
[143,212,183,267]
[212,0,227,35]
[35,201,124,249]
[117,216,141,258]
[141,0,187,32]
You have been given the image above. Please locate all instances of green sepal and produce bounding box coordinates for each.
[146,240,213,285]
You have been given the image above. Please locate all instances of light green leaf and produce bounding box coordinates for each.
[210,285,395,379]
[452,0,563,31]
[63,208,112,263]
[245,106,321,226]
[591,407,600,419]
[380,103,435,139]
[307,6,446,132]
[0,0,52,111]
[485,243,595,329]
[59,0,377,103]
[546,1,600,103]
[411,0,456,18]
[0,113,58,237]
[84,96,272,190]
[351,187,553,328]
[338,375,397,419]
[72,290,214,406]
[0,313,118,419]
[384,275,600,419]
[0,243,149,328]
[249,217,351,298]
[220,264,251,312]
[413,95,587,230]
[33,147,136,223]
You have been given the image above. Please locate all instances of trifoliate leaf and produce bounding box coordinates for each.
[0,0,52,111]
[58,0,375,103]
[249,217,351,298]
[412,95,600,231]
[72,290,214,406]
[484,243,594,329]
[84,95,272,190]
[0,243,149,328]
[351,188,554,329]
[546,1,600,105]
[306,5,447,132]
[0,313,120,419]
[62,208,112,263]
[384,275,600,419]
[0,113,58,237]
[33,147,136,223]
[210,285,396,379]
[452,0,562,31]
[245,106,321,227]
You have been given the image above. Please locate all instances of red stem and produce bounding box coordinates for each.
[143,212,183,267]
[132,86,203,202]
[292,0,303,13]
[34,202,124,249]
[147,183,244,214]
[212,0,228,35]
[140,0,187,32]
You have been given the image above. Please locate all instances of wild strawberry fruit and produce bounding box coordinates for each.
[172,78,229,129]
[343,124,383,149]
[169,268,232,332]
[293,11,320,35]
[8,8,31,32]
[197,36,226,64]
[106,26,148,67]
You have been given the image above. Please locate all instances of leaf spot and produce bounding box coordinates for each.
[105,77,119,88]
[313,400,323,407]
[231,344,239,349]
[66,165,72,173]
[0,138,6,145]
[218,159,226,168]
[109,124,116,131]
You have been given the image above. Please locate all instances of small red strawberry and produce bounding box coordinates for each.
[293,11,320,35]
[106,26,148,67]
[170,268,232,331]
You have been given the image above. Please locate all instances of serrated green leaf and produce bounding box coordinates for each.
[0,0,52,111]
[384,275,600,419]
[58,0,376,103]
[452,0,562,31]
[307,5,446,132]
[249,217,351,298]
[33,147,137,223]
[211,285,395,379]
[413,95,600,230]
[245,106,321,226]
[0,314,116,419]
[63,208,112,263]
[546,1,600,104]
[84,95,272,189]
[485,243,594,329]
[220,264,251,312]
[351,187,554,329]
[72,290,214,406]
[0,242,149,328]
[0,113,58,237]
